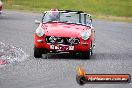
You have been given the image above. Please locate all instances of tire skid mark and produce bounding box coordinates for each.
[0,42,28,67]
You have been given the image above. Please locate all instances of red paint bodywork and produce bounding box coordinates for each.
[34,22,95,53]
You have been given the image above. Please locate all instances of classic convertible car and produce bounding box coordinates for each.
[34,9,95,59]
[0,0,3,14]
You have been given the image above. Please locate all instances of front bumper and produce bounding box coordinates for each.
[34,35,91,53]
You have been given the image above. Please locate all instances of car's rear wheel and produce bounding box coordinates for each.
[34,47,42,58]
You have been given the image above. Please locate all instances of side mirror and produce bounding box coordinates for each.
[90,19,92,23]
[35,19,41,24]
[87,19,92,27]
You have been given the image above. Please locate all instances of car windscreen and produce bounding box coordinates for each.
[42,11,80,24]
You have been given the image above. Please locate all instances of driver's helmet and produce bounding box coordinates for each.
[49,9,60,21]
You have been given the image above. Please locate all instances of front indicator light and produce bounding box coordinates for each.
[37,40,43,43]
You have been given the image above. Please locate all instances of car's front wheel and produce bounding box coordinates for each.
[82,43,93,59]
[34,47,42,58]
[82,50,91,59]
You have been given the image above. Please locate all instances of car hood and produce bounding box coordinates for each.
[42,22,90,37]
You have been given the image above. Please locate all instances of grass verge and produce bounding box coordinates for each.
[3,0,132,22]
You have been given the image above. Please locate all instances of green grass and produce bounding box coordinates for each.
[3,0,132,22]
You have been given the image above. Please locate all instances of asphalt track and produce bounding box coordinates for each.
[0,11,132,88]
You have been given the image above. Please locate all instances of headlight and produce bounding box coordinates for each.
[36,26,45,37]
[81,31,91,40]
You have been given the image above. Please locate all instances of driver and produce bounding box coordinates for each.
[49,9,60,21]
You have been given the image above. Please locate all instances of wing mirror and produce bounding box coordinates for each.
[35,19,41,24]
[90,19,92,23]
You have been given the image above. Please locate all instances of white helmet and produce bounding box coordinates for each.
[49,9,60,21]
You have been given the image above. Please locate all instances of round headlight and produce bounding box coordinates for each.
[36,27,45,37]
[81,31,91,40]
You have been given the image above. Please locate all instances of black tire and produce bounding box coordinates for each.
[34,47,42,58]
[82,42,94,59]
[91,49,93,56]
[82,50,91,59]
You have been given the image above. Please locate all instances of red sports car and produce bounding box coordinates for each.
[34,9,95,59]
[0,0,3,14]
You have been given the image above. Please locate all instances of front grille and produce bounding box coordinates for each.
[45,36,80,45]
